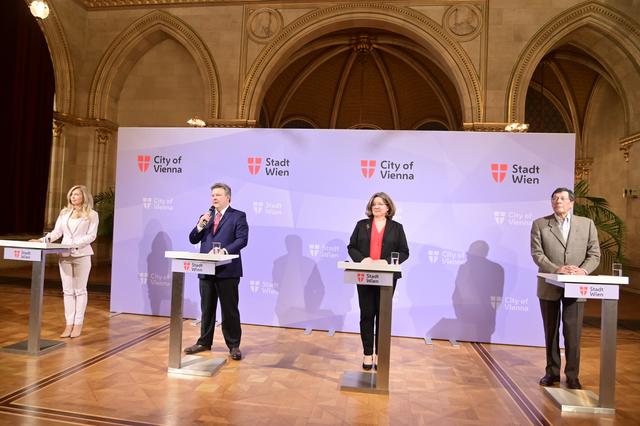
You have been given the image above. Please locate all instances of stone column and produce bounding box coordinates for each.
[44,119,66,229]
[93,127,112,194]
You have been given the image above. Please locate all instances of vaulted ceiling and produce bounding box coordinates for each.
[258,29,463,130]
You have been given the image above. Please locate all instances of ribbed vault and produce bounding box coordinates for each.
[259,29,462,130]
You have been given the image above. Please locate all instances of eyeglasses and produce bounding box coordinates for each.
[551,196,571,202]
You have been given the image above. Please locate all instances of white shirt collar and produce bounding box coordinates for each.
[216,205,230,217]
[554,211,571,224]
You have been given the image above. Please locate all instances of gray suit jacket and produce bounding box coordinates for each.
[530,214,600,300]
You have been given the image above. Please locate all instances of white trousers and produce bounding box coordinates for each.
[58,255,92,325]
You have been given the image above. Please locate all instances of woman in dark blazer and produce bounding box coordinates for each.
[348,192,409,370]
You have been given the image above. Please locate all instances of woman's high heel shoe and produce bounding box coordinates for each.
[60,325,73,338]
[362,355,373,370]
[70,324,83,338]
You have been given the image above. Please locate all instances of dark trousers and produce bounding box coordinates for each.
[357,281,396,356]
[197,276,241,350]
[539,297,584,380]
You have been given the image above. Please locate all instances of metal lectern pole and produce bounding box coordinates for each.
[165,256,227,376]
[27,257,46,355]
[599,299,618,408]
[376,286,393,392]
[168,271,185,369]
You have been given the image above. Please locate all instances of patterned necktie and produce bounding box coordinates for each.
[213,211,222,233]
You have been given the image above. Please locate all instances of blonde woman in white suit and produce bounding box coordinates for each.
[35,185,99,338]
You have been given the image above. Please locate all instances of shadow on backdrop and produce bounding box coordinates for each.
[139,220,174,316]
[407,245,457,336]
[316,238,355,331]
[428,240,504,343]
[273,234,336,329]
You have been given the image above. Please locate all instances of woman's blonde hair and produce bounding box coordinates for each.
[365,192,396,219]
[62,185,94,218]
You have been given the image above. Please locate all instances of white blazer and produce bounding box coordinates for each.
[45,210,99,257]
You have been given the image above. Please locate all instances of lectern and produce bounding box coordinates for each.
[164,250,238,376]
[338,260,401,394]
[0,239,75,355]
[538,273,629,414]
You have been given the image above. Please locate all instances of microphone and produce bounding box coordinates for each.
[201,206,215,227]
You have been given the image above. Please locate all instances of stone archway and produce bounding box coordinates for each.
[506,2,640,135]
[34,0,74,114]
[88,10,220,122]
[240,3,482,124]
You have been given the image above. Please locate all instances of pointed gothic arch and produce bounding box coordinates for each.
[35,1,74,114]
[88,10,220,122]
[239,3,483,124]
[506,2,640,134]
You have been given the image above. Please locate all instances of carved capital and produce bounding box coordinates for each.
[96,128,112,145]
[575,157,593,181]
[53,111,119,131]
[463,122,512,132]
[207,119,257,128]
[52,120,65,138]
[619,132,640,163]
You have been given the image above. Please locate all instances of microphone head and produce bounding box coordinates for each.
[202,206,215,226]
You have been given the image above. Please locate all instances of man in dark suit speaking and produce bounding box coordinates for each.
[185,183,249,360]
[530,187,600,389]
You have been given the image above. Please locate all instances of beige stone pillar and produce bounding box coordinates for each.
[93,128,112,194]
[44,119,66,229]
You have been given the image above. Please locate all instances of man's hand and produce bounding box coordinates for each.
[198,212,211,228]
[555,265,586,275]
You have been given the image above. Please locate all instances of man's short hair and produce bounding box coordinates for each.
[551,187,575,201]
[211,182,232,199]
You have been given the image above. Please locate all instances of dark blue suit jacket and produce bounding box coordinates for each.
[189,206,249,278]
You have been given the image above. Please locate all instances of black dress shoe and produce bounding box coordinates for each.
[362,355,373,370]
[539,374,560,386]
[230,347,242,360]
[184,344,210,354]
[566,378,582,389]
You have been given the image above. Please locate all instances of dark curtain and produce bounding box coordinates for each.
[0,0,55,234]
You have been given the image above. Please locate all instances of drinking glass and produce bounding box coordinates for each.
[212,242,222,255]
[612,263,623,277]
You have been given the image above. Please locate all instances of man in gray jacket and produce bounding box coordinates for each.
[530,187,600,390]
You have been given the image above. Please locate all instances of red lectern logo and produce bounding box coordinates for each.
[361,160,376,178]
[491,163,508,183]
[137,155,151,172]
[248,157,262,175]
[183,261,191,271]
[14,250,20,258]
[357,273,365,283]
[579,286,588,296]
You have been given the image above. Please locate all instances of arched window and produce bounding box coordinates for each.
[281,117,316,128]
[415,121,449,131]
